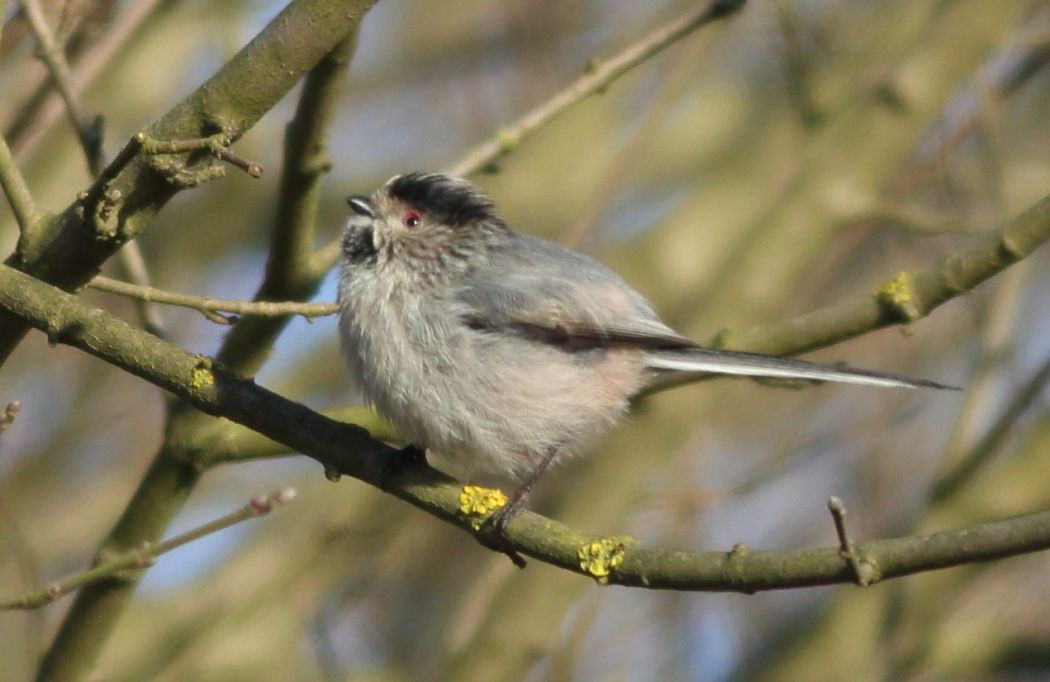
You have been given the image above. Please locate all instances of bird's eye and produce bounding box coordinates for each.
[402,211,422,228]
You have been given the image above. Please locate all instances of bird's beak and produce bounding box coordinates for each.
[346,195,375,219]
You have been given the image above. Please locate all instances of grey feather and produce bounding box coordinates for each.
[338,173,956,482]
[455,232,954,390]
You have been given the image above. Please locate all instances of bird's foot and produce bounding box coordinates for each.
[477,489,531,568]
[380,443,427,491]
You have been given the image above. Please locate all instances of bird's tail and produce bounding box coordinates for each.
[645,347,956,390]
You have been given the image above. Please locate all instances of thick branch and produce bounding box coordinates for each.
[33,33,367,681]
[191,405,400,467]
[0,232,1048,591]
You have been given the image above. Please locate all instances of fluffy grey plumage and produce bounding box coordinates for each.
[338,173,952,481]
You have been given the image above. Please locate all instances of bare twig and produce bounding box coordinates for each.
[4,184,1050,593]
[930,260,1026,496]
[7,0,165,161]
[771,0,822,128]
[446,0,745,178]
[88,276,338,322]
[0,0,376,369]
[828,497,871,586]
[137,132,264,178]
[0,400,21,433]
[21,0,104,174]
[560,28,703,248]
[310,0,746,276]
[115,243,168,337]
[19,0,171,339]
[76,133,142,215]
[643,190,1050,394]
[0,487,297,611]
[891,41,1050,195]
[0,136,39,234]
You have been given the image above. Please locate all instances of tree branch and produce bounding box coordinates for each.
[20,0,176,337]
[220,31,359,372]
[1,189,1049,592]
[88,275,338,322]
[113,242,168,337]
[0,134,39,235]
[21,0,103,175]
[0,487,296,611]
[6,0,166,162]
[308,0,747,275]
[446,0,746,177]
[0,0,378,366]
[191,405,400,467]
[662,191,1050,384]
[18,8,376,680]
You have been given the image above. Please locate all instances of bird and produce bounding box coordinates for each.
[336,172,954,541]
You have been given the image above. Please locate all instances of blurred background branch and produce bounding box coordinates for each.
[0,487,296,611]
[447,0,745,177]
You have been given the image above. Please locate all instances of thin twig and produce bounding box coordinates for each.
[646,189,1050,394]
[310,0,745,276]
[21,0,103,174]
[88,275,338,322]
[137,132,264,178]
[828,496,871,586]
[77,133,141,212]
[7,0,164,161]
[115,243,168,337]
[0,400,21,433]
[561,30,702,249]
[446,0,745,177]
[930,262,1026,495]
[21,0,171,338]
[0,135,39,234]
[891,41,1050,195]
[0,487,297,611]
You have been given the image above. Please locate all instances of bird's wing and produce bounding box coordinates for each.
[454,234,692,351]
[455,233,955,390]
